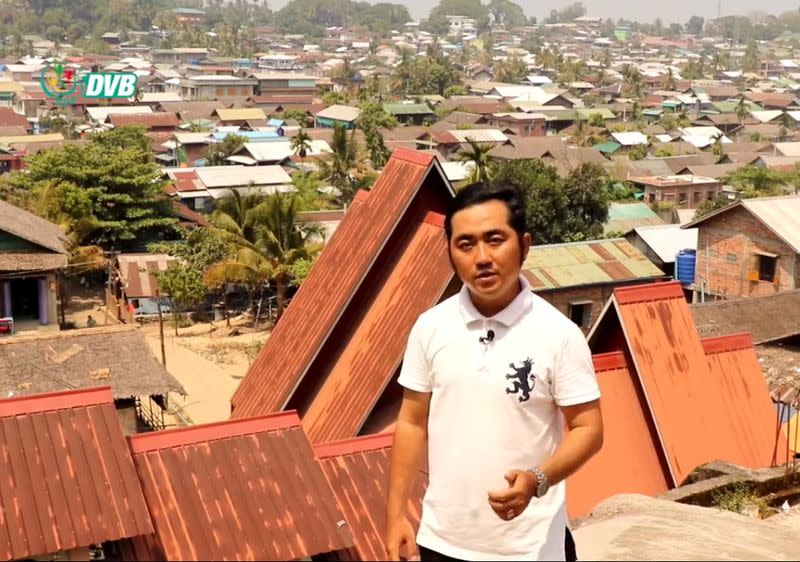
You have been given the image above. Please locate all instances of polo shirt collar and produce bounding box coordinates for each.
[459,275,534,327]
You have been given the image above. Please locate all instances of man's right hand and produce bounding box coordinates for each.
[385,515,417,561]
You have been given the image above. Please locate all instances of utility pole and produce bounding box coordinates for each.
[156,289,166,368]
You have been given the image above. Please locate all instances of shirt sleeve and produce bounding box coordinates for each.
[552,322,601,407]
[397,317,432,393]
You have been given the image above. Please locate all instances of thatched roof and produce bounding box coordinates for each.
[0,198,68,254]
[0,325,186,399]
[0,252,67,272]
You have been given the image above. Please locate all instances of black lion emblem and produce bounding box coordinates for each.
[505,358,536,402]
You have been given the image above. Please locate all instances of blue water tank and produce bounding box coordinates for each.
[675,249,696,285]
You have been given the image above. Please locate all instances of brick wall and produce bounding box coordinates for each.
[538,286,614,334]
[695,205,799,298]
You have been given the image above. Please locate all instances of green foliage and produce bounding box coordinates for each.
[148,228,233,273]
[425,0,489,34]
[157,262,208,334]
[283,109,310,124]
[587,112,605,128]
[493,56,527,84]
[545,1,585,23]
[274,0,410,36]
[357,101,397,168]
[486,0,526,27]
[724,167,797,198]
[493,160,610,244]
[204,133,246,166]
[628,144,649,161]
[712,482,753,514]
[457,139,496,184]
[291,171,333,211]
[321,90,350,105]
[10,126,176,248]
[391,55,462,96]
[693,197,732,220]
[686,15,705,36]
[655,145,676,157]
[607,182,639,201]
[288,257,315,285]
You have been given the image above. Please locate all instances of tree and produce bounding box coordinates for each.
[315,122,371,204]
[724,167,795,198]
[570,119,598,147]
[741,41,761,73]
[493,56,527,84]
[686,15,705,36]
[204,133,246,166]
[545,1,585,23]
[290,127,312,163]
[357,101,397,168]
[693,197,732,220]
[711,133,725,157]
[206,192,324,320]
[391,55,462,96]
[457,139,496,184]
[628,144,649,161]
[10,125,176,248]
[486,0,526,27]
[661,68,677,91]
[492,160,609,244]
[425,0,490,35]
[735,95,749,125]
[157,263,208,335]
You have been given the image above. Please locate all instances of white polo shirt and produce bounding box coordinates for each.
[398,276,600,561]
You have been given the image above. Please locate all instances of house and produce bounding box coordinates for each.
[230,149,457,441]
[314,104,360,129]
[107,112,180,132]
[603,202,665,236]
[625,224,699,277]
[175,75,258,100]
[0,386,154,561]
[212,107,268,127]
[150,48,211,65]
[428,128,509,158]
[0,325,185,433]
[250,72,318,97]
[681,196,800,300]
[483,112,546,137]
[383,103,435,125]
[521,239,667,333]
[170,7,205,24]
[0,199,68,331]
[630,175,723,209]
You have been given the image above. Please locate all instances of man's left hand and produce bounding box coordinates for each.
[487,469,537,521]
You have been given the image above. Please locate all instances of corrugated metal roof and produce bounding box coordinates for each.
[243,139,331,162]
[434,129,508,144]
[214,107,267,121]
[195,164,291,188]
[128,412,353,561]
[604,202,665,234]
[383,103,433,115]
[108,112,180,128]
[741,196,800,254]
[301,215,453,443]
[631,224,698,263]
[0,387,153,560]
[315,433,428,561]
[523,239,665,290]
[691,290,800,344]
[566,352,670,519]
[118,253,176,298]
[701,333,790,467]
[610,131,648,146]
[589,281,784,485]
[316,104,360,122]
[86,106,153,123]
[231,149,455,419]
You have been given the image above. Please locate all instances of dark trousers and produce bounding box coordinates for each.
[419,527,578,562]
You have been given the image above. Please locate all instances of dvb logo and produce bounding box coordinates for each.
[83,73,138,98]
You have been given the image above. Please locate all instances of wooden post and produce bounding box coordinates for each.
[156,290,166,368]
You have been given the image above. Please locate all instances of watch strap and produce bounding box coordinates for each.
[527,466,550,498]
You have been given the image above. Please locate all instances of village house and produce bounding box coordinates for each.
[483,112,546,136]
[150,47,211,65]
[522,239,667,333]
[174,75,258,100]
[625,224,699,278]
[682,196,800,301]
[249,72,318,97]
[383,103,435,125]
[630,174,723,209]
[0,199,67,332]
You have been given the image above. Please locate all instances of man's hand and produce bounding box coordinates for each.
[385,515,418,561]
[487,469,537,521]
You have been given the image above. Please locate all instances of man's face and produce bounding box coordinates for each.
[449,200,531,303]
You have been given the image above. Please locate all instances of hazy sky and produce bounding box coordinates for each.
[268,0,799,25]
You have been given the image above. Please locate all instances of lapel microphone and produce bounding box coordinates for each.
[479,330,495,344]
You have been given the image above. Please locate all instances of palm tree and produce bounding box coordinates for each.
[315,122,366,204]
[735,95,749,126]
[676,109,693,128]
[661,68,676,91]
[598,48,612,71]
[570,118,597,147]
[206,192,324,321]
[457,138,496,184]
[290,127,312,165]
[711,132,725,157]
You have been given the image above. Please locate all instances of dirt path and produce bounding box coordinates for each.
[143,329,241,426]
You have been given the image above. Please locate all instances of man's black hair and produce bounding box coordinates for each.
[444,181,528,241]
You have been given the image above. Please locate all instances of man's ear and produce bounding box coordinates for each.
[521,232,532,262]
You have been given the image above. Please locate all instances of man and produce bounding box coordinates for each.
[385,183,604,561]
[86,315,97,328]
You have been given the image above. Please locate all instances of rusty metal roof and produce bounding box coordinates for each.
[566,352,671,519]
[588,281,785,486]
[127,411,353,561]
[701,333,790,467]
[315,433,428,561]
[117,253,177,298]
[523,239,666,291]
[301,214,453,443]
[0,386,153,561]
[231,148,455,419]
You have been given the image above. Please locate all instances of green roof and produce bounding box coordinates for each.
[383,103,434,116]
[523,238,665,290]
[712,101,762,113]
[604,202,664,234]
[661,100,682,109]
[594,141,622,154]
[171,8,206,14]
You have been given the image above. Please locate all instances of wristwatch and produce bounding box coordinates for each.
[528,466,550,498]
